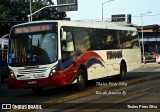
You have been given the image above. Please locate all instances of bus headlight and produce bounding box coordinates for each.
[49,66,56,76]
[10,70,16,79]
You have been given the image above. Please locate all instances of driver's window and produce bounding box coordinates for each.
[61,31,75,61]
[62,32,74,52]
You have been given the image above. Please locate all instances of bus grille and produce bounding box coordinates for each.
[17,67,48,74]
[15,66,50,80]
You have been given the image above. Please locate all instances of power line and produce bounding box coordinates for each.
[133,13,160,18]
[0,21,27,22]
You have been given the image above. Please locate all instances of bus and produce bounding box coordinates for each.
[8,20,141,92]
[0,34,9,83]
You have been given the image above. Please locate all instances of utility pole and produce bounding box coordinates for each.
[140,11,152,62]
[101,0,114,22]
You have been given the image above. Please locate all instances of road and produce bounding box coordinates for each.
[0,62,160,112]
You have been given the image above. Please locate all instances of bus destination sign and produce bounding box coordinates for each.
[14,24,53,34]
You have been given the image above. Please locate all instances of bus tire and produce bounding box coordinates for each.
[120,63,127,80]
[32,88,44,93]
[112,63,126,81]
[76,69,87,90]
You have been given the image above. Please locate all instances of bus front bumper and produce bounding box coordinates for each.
[8,73,77,89]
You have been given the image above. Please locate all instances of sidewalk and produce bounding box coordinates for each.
[142,59,157,64]
[142,61,160,66]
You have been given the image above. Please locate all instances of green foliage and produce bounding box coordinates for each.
[0,0,66,36]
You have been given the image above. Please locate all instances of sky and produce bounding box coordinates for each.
[52,0,160,26]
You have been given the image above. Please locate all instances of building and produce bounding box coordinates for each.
[138,24,160,54]
[110,14,160,54]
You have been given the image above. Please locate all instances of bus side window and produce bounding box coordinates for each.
[61,32,75,61]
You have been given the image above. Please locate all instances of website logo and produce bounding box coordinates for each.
[2,104,11,109]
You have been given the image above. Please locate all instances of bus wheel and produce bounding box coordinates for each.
[76,69,87,90]
[120,63,126,80]
[32,88,44,93]
[112,63,126,81]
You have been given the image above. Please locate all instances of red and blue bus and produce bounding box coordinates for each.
[8,20,141,92]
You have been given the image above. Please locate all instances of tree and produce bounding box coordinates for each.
[31,0,66,21]
[0,0,66,36]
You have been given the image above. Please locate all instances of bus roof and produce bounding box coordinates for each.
[11,20,137,31]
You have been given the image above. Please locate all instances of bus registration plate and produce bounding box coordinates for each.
[28,81,37,84]
[33,73,45,78]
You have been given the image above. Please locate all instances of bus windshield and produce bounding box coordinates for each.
[8,33,58,67]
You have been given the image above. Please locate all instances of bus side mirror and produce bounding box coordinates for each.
[1,34,9,50]
[1,39,4,50]
[60,28,66,41]
[62,40,67,48]
[62,31,66,41]
[61,31,67,49]
[1,43,4,50]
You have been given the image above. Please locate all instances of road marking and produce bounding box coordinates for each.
[7,75,160,112]
[40,75,160,111]
[72,85,160,110]
[153,68,160,72]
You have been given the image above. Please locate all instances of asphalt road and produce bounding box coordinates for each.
[0,62,160,112]
[46,79,160,112]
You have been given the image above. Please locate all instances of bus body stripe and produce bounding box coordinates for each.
[56,51,104,73]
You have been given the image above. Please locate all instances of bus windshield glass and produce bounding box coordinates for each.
[8,33,58,67]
